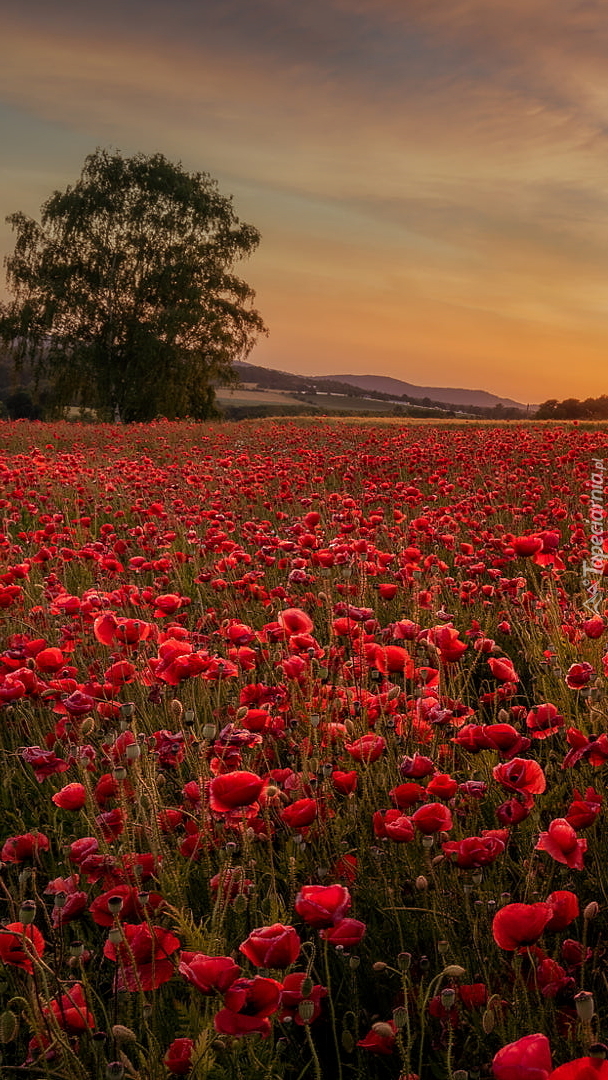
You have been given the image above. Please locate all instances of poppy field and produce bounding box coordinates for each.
[0,417,606,1080]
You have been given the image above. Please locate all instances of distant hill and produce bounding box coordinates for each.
[315,373,533,412]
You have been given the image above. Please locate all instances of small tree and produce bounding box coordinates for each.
[0,149,266,421]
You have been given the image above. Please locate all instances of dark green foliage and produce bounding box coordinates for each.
[536,395,608,419]
[0,149,266,421]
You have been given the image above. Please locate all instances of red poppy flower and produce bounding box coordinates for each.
[89,884,164,926]
[566,787,602,829]
[1,832,50,863]
[512,536,544,557]
[426,773,458,799]
[411,802,453,835]
[216,975,282,1038]
[492,903,553,950]
[565,663,595,689]
[179,951,241,994]
[51,783,87,810]
[492,1033,552,1080]
[239,924,301,968]
[488,656,519,682]
[375,810,415,842]
[0,923,45,972]
[278,607,313,634]
[345,734,386,762]
[545,891,579,932]
[357,1020,397,1055]
[549,1058,608,1080]
[164,1038,195,1075]
[294,884,351,928]
[103,922,180,991]
[482,723,531,758]
[526,703,564,739]
[208,771,264,812]
[44,982,95,1033]
[493,758,546,795]
[399,753,435,779]
[280,798,318,830]
[496,797,533,826]
[536,819,587,870]
[320,918,366,946]
[442,835,505,868]
[332,770,358,795]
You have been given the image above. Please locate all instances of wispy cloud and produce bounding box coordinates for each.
[1,0,608,401]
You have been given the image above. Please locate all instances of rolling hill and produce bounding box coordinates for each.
[314,373,533,411]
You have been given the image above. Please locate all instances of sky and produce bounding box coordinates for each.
[2,0,608,406]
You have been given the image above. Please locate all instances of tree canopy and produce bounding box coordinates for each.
[0,149,267,421]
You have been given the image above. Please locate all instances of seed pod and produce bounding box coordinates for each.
[392,1006,408,1030]
[575,991,595,1022]
[298,1000,315,1023]
[18,901,36,925]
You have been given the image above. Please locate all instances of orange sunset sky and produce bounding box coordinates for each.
[1,0,608,406]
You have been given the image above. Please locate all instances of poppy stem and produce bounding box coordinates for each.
[303,1018,322,1080]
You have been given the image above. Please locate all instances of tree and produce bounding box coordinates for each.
[0,149,266,421]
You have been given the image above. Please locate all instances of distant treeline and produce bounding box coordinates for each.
[536,396,608,420]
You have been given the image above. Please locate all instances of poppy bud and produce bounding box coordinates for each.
[0,1010,19,1044]
[584,901,600,920]
[372,1022,394,1038]
[112,1025,137,1045]
[341,1030,355,1052]
[443,965,466,977]
[482,1008,495,1034]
